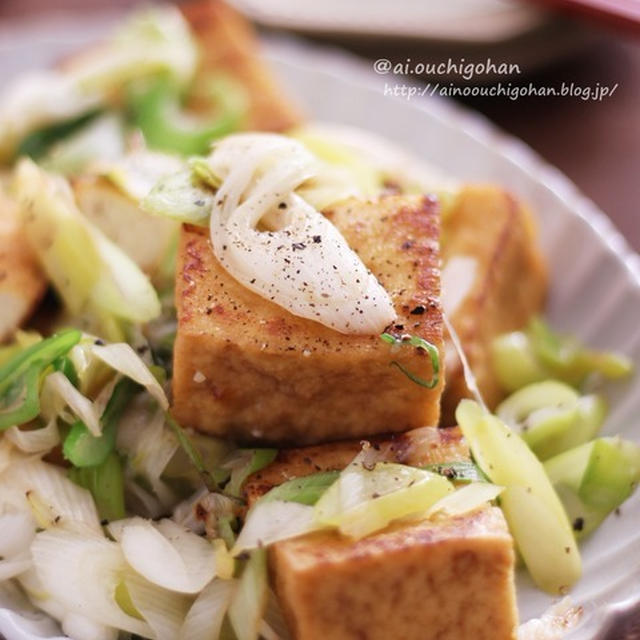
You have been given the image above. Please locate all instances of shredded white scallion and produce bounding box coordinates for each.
[206,133,396,334]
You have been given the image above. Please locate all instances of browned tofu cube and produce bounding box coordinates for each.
[181,0,302,132]
[0,190,47,341]
[242,426,517,640]
[272,507,517,640]
[441,185,547,424]
[173,195,444,445]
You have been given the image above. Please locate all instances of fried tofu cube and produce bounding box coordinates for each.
[173,195,444,445]
[244,425,469,504]
[243,426,517,640]
[181,0,303,132]
[0,190,47,341]
[73,177,177,279]
[440,185,547,424]
[272,508,517,640]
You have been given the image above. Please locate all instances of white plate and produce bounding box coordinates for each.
[1,14,640,640]
[227,0,547,43]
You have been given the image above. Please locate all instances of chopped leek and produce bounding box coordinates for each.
[228,549,268,640]
[63,378,138,468]
[492,317,633,392]
[496,381,580,460]
[422,460,488,483]
[166,413,220,492]
[142,169,214,225]
[260,471,340,506]
[68,452,126,522]
[12,160,160,339]
[180,579,236,640]
[129,73,248,156]
[544,437,640,538]
[14,110,101,161]
[120,519,217,593]
[456,400,581,594]
[0,328,82,430]
[426,482,504,518]
[225,448,279,498]
[40,112,125,176]
[314,459,453,539]
[380,332,440,389]
[233,500,317,555]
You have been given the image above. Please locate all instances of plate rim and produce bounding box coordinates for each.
[0,15,639,640]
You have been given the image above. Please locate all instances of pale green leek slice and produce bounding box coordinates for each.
[456,399,581,594]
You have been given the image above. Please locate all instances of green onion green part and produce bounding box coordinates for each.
[380,332,440,389]
[63,378,138,467]
[69,451,126,522]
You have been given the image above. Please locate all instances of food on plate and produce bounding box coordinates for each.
[0,3,639,640]
[172,194,443,445]
[0,190,48,341]
[245,428,516,639]
[440,185,547,424]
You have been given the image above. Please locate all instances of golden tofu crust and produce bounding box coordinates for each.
[181,0,303,132]
[441,185,547,424]
[172,195,444,445]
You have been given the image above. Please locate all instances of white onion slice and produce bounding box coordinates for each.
[232,501,317,556]
[120,519,216,593]
[207,133,396,334]
[179,579,236,640]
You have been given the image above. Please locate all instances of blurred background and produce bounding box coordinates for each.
[1,0,638,250]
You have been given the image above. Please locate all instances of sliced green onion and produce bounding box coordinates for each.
[456,399,581,594]
[142,169,214,225]
[14,110,101,161]
[545,437,640,538]
[228,549,268,640]
[0,328,81,395]
[496,381,580,461]
[0,364,41,430]
[422,461,488,483]
[314,460,453,540]
[0,328,82,430]
[63,378,138,467]
[493,317,633,392]
[491,331,547,393]
[380,332,440,389]
[545,394,607,457]
[165,413,219,492]
[129,73,247,156]
[225,449,279,498]
[53,355,79,388]
[68,451,126,522]
[426,482,504,518]
[260,471,340,506]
